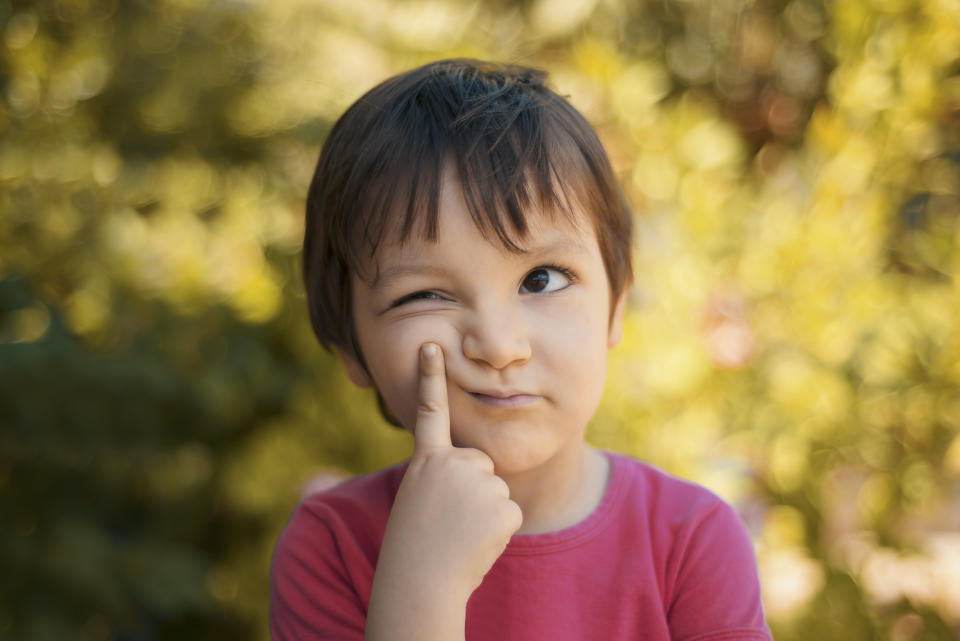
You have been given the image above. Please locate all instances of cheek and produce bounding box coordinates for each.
[535,297,612,403]
[540,296,610,356]
[363,316,460,429]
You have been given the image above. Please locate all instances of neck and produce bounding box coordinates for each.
[499,444,609,535]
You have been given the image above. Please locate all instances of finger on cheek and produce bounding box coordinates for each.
[414,342,452,453]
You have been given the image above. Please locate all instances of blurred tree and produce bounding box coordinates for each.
[0,1,405,639]
[1,0,958,639]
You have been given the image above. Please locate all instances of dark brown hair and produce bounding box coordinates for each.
[303,59,632,421]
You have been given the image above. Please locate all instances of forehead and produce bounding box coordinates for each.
[359,170,596,283]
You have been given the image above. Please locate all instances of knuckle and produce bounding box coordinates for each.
[415,449,437,464]
[505,500,523,530]
[456,447,488,465]
[469,449,495,470]
[417,398,446,415]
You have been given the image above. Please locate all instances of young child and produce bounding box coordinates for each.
[270,59,771,641]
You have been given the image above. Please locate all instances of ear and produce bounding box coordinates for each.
[607,290,627,348]
[334,346,373,388]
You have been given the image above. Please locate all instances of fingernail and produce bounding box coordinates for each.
[422,343,437,359]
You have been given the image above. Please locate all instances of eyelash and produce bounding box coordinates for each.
[389,290,446,308]
[388,263,577,309]
[536,263,577,286]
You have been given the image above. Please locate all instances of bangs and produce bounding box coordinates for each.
[327,61,597,281]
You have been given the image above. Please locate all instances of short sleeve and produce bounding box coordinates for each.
[666,501,772,641]
[269,501,368,641]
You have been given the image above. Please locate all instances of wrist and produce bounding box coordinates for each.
[372,561,473,608]
[366,569,469,641]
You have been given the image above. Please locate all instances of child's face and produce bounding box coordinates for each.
[339,170,625,476]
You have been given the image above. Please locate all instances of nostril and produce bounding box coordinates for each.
[461,328,531,370]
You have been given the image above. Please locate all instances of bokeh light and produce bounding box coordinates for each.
[1,0,959,639]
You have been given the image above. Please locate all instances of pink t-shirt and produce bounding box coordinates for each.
[270,451,772,640]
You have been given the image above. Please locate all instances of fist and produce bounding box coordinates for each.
[376,343,523,599]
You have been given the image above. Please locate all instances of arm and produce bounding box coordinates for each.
[365,343,522,641]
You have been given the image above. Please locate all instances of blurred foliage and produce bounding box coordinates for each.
[1,0,958,639]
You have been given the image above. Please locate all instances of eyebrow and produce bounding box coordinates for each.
[370,264,451,290]
[523,237,591,258]
[369,236,591,290]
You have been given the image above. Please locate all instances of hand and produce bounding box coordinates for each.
[375,343,523,601]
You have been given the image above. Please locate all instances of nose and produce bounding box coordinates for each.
[461,300,532,370]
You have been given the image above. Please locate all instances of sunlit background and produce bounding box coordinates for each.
[2,0,959,639]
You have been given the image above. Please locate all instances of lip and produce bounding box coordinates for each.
[468,390,541,409]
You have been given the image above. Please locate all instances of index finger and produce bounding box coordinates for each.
[414,342,452,454]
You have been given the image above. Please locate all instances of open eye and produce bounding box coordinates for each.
[519,266,572,294]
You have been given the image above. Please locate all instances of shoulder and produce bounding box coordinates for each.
[609,452,752,562]
[609,452,733,533]
[606,452,770,639]
[275,460,408,557]
[295,461,407,523]
[269,461,409,641]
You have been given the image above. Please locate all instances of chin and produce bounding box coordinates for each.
[459,426,564,477]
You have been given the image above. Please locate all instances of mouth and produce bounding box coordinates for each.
[467,390,541,409]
